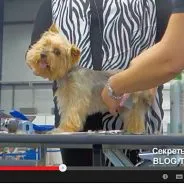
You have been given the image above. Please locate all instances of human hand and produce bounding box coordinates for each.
[101,86,121,115]
[101,87,130,115]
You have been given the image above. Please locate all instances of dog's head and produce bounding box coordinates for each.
[26,24,81,80]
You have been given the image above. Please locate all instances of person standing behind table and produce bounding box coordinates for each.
[28,0,167,166]
[101,0,184,114]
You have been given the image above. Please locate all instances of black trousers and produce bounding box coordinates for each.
[61,149,140,166]
[62,114,103,166]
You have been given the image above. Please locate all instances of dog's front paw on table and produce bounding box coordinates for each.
[47,128,65,134]
[47,127,76,134]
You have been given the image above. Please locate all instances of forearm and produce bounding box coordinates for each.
[111,43,177,94]
[110,14,184,94]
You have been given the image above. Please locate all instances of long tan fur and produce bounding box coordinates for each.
[26,24,156,134]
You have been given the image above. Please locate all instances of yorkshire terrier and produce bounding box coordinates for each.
[26,24,156,134]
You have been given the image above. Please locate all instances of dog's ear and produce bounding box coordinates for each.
[49,24,59,33]
[70,45,80,64]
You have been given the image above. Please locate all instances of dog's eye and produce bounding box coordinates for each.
[53,48,61,56]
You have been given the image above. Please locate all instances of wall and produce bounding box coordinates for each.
[1,0,54,124]
[3,0,44,82]
[0,0,4,108]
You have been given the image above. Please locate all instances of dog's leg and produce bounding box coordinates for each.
[58,114,84,132]
[49,117,83,134]
[120,89,155,134]
[52,104,88,133]
[122,101,147,134]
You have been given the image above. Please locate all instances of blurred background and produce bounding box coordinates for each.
[0,0,55,126]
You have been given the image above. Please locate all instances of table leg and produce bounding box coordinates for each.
[38,144,47,166]
[92,144,104,166]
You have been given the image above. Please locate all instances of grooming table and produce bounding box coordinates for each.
[0,132,184,166]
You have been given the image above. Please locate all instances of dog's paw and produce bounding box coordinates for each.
[47,128,64,135]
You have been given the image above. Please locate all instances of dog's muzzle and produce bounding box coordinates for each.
[40,52,47,59]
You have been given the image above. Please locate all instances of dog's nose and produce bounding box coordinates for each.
[40,52,47,59]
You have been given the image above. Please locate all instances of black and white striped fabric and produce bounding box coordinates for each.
[52,0,163,134]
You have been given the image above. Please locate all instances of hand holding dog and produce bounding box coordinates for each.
[101,86,130,115]
[101,86,121,115]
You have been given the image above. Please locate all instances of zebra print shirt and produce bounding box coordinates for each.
[52,0,164,134]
